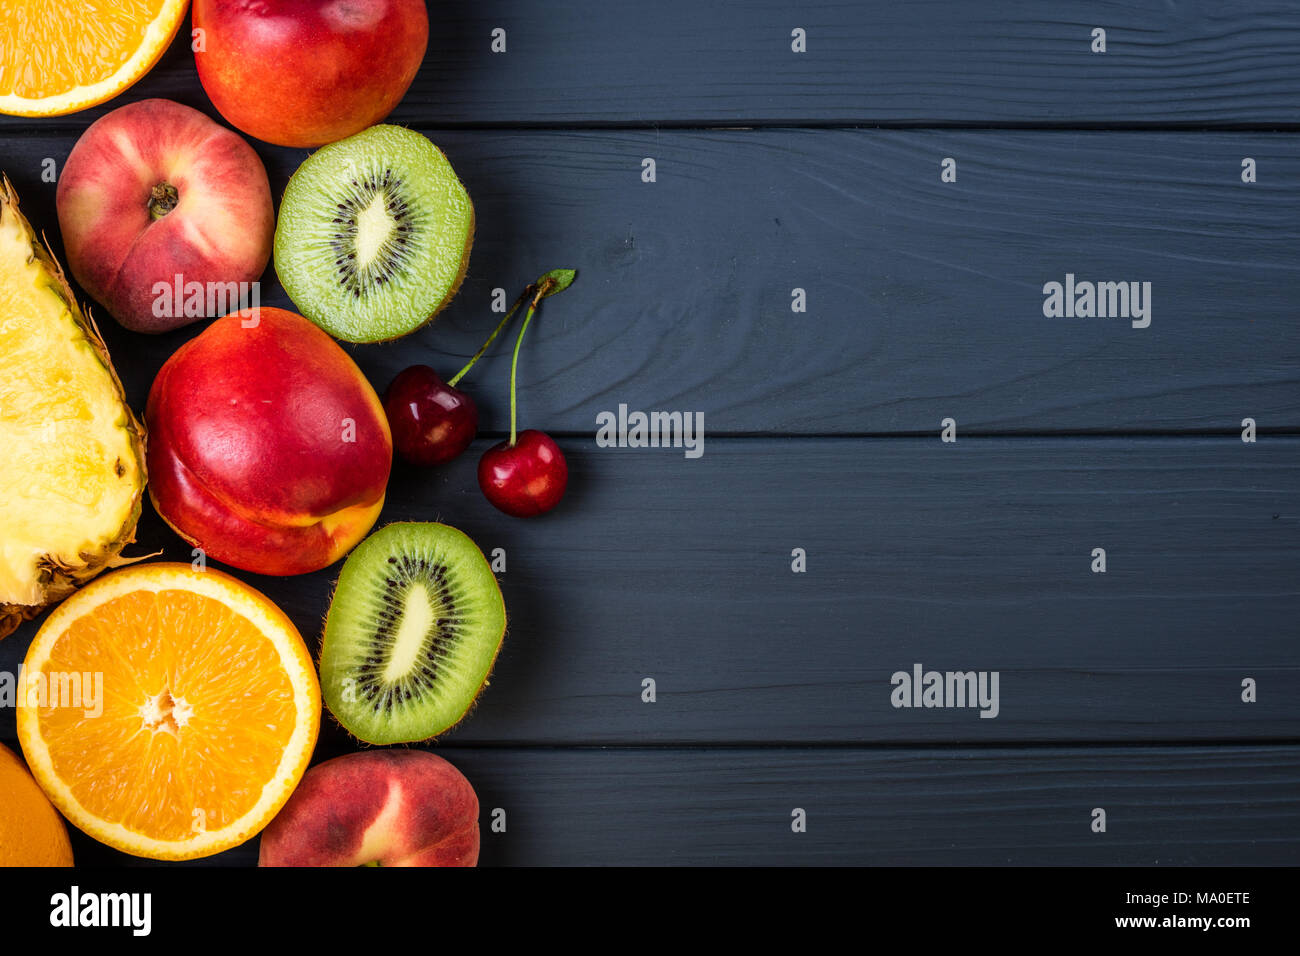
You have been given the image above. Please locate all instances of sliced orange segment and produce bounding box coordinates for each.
[0,1,190,117]
[17,563,320,860]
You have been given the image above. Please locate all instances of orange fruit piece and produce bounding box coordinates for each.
[17,563,320,861]
[0,740,74,866]
[0,0,190,117]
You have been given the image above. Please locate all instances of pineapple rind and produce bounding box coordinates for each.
[0,176,146,639]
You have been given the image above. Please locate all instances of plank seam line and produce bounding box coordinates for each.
[471,431,1300,441]
[416,739,1300,752]
[7,121,1300,136]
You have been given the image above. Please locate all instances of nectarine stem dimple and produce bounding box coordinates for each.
[148,182,179,221]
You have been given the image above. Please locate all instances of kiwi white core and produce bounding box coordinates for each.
[383,582,436,683]
[355,194,396,269]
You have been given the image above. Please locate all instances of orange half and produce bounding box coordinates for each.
[0,1,190,117]
[16,563,320,860]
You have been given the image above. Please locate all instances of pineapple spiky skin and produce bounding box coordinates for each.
[0,176,147,639]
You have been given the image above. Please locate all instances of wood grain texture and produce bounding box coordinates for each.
[4,1,1299,130]
[1,128,1297,435]
[2,437,1294,745]
[27,745,1300,867]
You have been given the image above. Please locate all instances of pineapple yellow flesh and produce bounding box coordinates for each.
[0,179,144,619]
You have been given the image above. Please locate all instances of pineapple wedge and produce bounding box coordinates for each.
[0,177,145,638]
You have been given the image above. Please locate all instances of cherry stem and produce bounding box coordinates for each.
[446,288,531,387]
[507,278,557,446]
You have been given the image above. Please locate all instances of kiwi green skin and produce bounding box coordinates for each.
[273,129,476,345]
[319,521,506,745]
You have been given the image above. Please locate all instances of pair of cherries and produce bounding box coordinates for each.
[383,270,574,517]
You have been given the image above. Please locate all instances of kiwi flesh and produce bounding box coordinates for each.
[320,522,506,745]
[274,125,474,343]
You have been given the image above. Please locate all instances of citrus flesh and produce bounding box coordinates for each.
[0,0,189,116]
[17,563,320,860]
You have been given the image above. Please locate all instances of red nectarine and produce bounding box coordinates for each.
[193,0,429,148]
[146,307,392,575]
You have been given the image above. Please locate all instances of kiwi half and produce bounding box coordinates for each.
[274,125,474,343]
[320,522,506,745]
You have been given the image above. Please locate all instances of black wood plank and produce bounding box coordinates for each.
[2,437,1295,744]
[1,129,1297,435]
[33,745,1300,866]
[5,2,1300,130]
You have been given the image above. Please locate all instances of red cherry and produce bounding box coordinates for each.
[478,430,568,517]
[383,365,479,466]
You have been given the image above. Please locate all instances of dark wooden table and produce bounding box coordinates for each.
[2,1,1298,866]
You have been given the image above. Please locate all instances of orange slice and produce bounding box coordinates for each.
[0,1,190,117]
[16,563,320,860]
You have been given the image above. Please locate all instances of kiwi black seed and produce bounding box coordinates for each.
[274,125,475,343]
[320,522,506,745]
